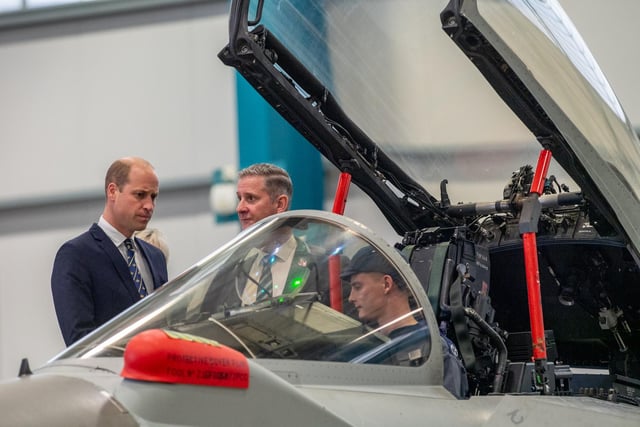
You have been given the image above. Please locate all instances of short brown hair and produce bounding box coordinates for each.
[104,157,154,195]
[238,163,292,207]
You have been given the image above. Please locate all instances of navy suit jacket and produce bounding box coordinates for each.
[51,224,168,346]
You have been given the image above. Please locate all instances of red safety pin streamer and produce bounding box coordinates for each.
[521,149,552,393]
[329,172,352,311]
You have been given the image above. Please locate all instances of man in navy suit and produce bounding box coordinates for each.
[51,157,168,346]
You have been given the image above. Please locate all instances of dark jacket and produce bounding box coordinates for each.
[201,236,325,313]
[51,223,168,346]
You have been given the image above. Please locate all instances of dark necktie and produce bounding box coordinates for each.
[124,238,148,298]
[256,254,273,301]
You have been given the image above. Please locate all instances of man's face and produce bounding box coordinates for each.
[236,175,284,230]
[347,272,388,323]
[108,164,159,237]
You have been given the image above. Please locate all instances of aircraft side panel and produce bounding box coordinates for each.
[113,361,353,427]
[303,387,640,427]
[0,374,138,427]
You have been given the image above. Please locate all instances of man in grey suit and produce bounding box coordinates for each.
[235,162,292,231]
[202,163,326,311]
[51,157,168,346]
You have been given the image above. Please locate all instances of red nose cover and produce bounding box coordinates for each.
[121,329,249,388]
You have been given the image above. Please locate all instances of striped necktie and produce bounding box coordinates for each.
[256,254,273,301]
[124,238,148,298]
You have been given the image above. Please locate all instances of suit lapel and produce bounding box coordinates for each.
[241,249,261,275]
[283,242,312,294]
[89,224,139,301]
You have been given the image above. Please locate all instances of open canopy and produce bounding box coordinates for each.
[219,0,640,257]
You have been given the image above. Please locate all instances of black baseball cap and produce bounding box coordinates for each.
[340,246,397,280]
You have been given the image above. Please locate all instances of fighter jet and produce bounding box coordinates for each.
[1,0,639,425]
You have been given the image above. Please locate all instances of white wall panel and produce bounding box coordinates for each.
[0,2,235,201]
[0,2,239,379]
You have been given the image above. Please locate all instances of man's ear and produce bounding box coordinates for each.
[382,274,393,293]
[106,182,118,200]
[275,195,289,212]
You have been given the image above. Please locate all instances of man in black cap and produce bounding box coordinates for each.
[341,245,469,399]
[341,246,418,336]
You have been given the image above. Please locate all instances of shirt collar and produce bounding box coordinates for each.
[267,234,296,262]
[98,215,129,248]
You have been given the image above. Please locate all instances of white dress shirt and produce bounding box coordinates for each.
[98,216,154,291]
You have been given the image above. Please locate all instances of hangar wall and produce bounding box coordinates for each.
[0,0,639,380]
[0,1,241,379]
